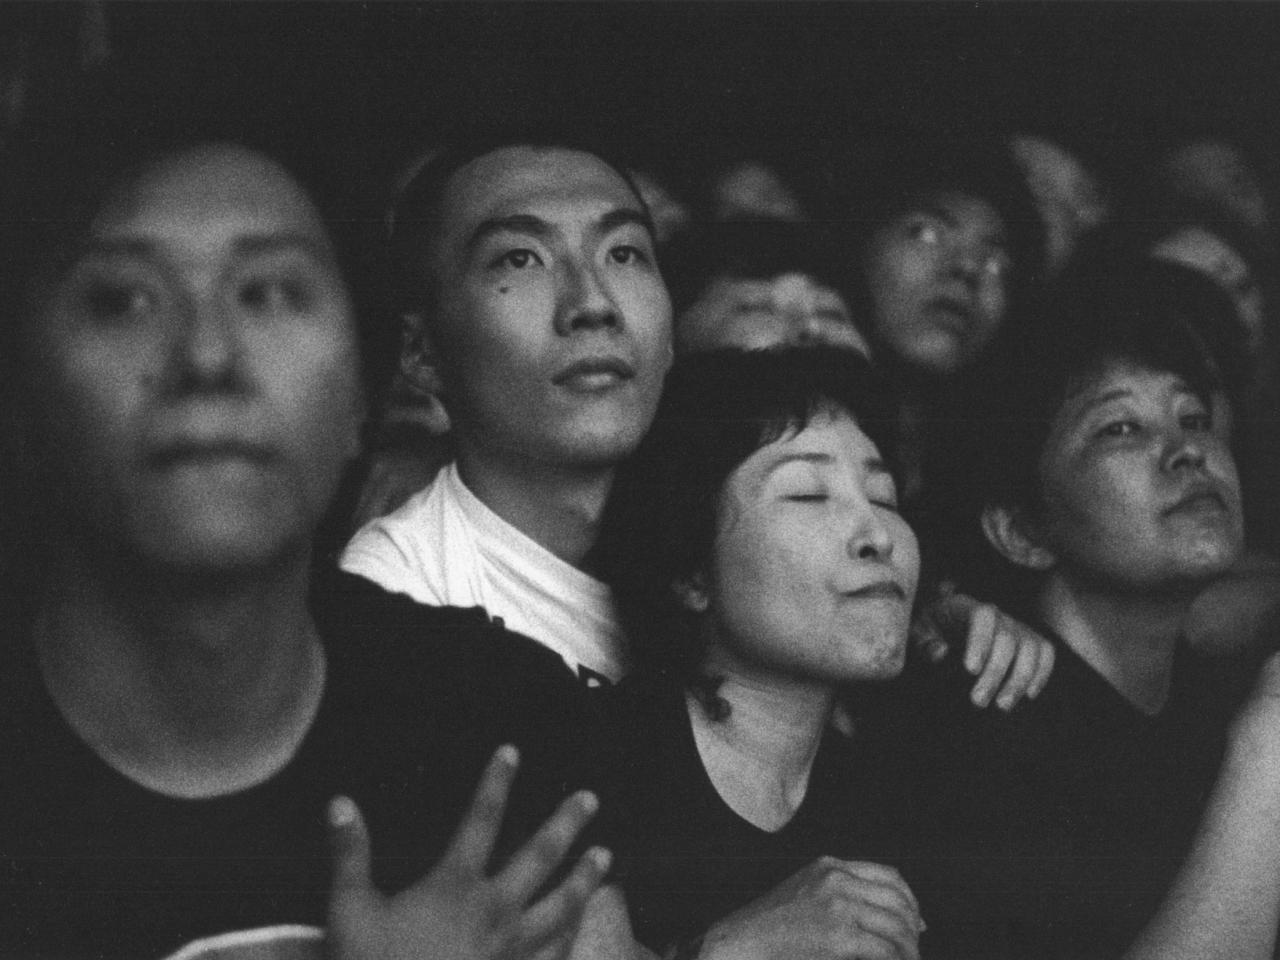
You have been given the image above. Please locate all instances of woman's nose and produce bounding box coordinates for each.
[848,507,895,561]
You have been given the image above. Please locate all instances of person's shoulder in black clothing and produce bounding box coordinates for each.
[309,567,607,862]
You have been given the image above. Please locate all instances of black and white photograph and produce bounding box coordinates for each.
[1,3,1279,958]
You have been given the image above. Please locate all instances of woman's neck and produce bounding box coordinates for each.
[36,549,325,798]
[455,443,615,569]
[1039,575,1191,715]
[688,653,834,832]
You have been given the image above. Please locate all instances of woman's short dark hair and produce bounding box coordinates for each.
[594,346,899,705]
[661,217,872,325]
[925,265,1230,616]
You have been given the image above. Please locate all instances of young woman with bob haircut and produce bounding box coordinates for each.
[591,347,926,960]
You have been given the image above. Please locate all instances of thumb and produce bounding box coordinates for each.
[327,795,375,917]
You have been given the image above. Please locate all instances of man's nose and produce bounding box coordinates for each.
[555,260,622,335]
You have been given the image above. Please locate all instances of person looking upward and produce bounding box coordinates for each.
[341,133,673,684]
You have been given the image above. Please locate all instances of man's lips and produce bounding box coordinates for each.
[146,438,276,469]
[1164,486,1228,518]
[552,357,636,391]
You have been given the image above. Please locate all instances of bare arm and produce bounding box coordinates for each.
[1123,652,1280,960]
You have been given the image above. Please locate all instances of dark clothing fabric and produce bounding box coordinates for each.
[0,570,597,960]
[860,636,1254,960]
[593,676,903,953]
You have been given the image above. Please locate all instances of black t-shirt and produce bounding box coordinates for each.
[593,676,904,953]
[0,571,598,960]
[860,636,1254,960]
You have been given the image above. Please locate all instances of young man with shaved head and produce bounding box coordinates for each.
[341,135,672,685]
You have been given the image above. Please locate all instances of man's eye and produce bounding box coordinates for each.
[83,283,155,322]
[609,244,650,266]
[786,493,828,503]
[493,249,542,270]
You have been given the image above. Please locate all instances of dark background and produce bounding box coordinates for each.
[5,2,1280,189]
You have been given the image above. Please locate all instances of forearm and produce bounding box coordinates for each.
[1123,726,1280,960]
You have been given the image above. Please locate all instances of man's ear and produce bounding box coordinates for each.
[399,312,446,396]
[671,570,710,614]
[981,503,1057,572]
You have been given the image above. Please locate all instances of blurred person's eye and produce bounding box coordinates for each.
[83,282,157,323]
[238,272,315,315]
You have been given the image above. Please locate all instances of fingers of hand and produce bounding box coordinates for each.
[495,790,601,902]
[994,629,1042,711]
[962,603,998,676]
[1027,638,1055,699]
[843,901,921,960]
[846,924,921,960]
[444,744,520,875]
[514,847,613,950]
[825,861,921,921]
[327,795,372,898]
[970,615,1015,707]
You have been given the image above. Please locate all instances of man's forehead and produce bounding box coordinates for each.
[441,145,643,226]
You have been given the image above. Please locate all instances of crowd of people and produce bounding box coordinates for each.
[0,49,1279,960]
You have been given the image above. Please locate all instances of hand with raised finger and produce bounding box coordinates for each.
[326,745,612,960]
[695,856,923,960]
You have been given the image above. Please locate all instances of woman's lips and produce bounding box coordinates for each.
[553,357,636,392]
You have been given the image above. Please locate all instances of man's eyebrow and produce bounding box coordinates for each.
[463,215,554,259]
[597,207,654,238]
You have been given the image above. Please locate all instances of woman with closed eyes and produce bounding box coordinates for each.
[591,348,926,960]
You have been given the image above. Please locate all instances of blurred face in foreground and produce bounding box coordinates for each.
[27,143,363,573]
